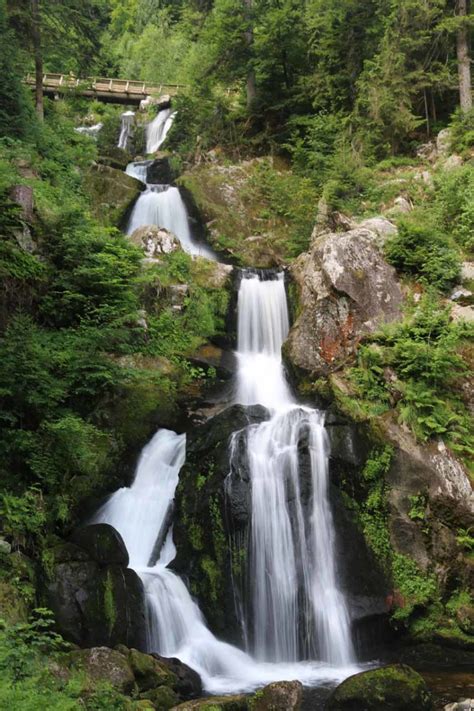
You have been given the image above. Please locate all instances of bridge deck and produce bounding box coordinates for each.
[25,73,183,105]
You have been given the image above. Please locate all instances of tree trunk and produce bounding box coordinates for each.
[456,0,472,113]
[243,0,256,109]
[31,0,43,120]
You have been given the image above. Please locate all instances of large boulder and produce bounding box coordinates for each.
[45,525,146,648]
[84,163,144,226]
[130,225,182,259]
[253,681,303,710]
[173,404,269,641]
[64,647,135,694]
[285,223,404,378]
[326,664,433,710]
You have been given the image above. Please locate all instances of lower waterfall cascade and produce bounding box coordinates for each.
[90,108,359,695]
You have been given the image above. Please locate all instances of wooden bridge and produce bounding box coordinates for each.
[25,73,184,105]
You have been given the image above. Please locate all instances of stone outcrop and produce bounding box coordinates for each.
[84,163,144,226]
[130,225,182,259]
[45,523,146,649]
[326,664,433,710]
[55,645,201,706]
[285,220,403,378]
[173,404,270,641]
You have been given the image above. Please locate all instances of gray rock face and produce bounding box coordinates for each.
[84,163,144,226]
[45,525,146,649]
[130,224,182,259]
[285,224,403,377]
[436,128,453,157]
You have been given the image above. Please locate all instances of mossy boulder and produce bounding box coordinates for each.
[252,681,303,710]
[141,684,180,709]
[84,163,144,227]
[45,528,146,648]
[326,664,433,710]
[171,695,249,710]
[128,648,178,691]
[64,647,136,694]
[173,404,269,641]
[71,524,129,566]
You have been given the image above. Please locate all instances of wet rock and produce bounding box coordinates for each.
[190,344,237,379]
[70,523,129,566]
[45,529,146,648]
[141,685,180,708]
[65,647,135,693]
[152,654,203,699]
[84,163,144,226]
[285,225,403,378]
[253,680,303,710]
[130,225,182,259]
[147,153,175,183]
[173,404,269,641]
[399,643,474,670]
[326,664,433,710]
[128,647,178,691]
[171,695,249,710]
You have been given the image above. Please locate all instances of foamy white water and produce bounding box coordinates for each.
[146,108,176,153]
[126,185,216,259]
[126,161,150,183]
[233,271,354,666]
[118,111,135,150]
[92,269,357,693]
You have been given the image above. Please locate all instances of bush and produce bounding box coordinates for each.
[385,217,461,292]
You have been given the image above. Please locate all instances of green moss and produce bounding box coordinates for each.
[103,570,116,633]
[209,496,226,565]
[200,556,221,603]
[392,554,438,621]
[189,524,204,552]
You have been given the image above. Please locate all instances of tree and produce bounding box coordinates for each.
[456,0,472,112]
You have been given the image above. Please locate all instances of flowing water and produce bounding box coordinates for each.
[93,268,357,693]
[126,183,216,259]
[146,107,176,153]
[75,123,103,139]
[118,110,135,150]
[125,160,150,183]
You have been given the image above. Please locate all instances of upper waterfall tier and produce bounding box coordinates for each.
[146,108,175,153]
[235,271,293,409]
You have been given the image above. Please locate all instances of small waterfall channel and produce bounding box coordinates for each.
[124,108,216,259]
[90,106,359,694]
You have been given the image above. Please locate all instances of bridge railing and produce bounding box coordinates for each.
[25,73,184,96]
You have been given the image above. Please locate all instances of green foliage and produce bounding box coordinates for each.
[391,554,438,621]
[350,295,473,458]
[449,107,474,153]
[385,217,461,292]
[434,163,474,255]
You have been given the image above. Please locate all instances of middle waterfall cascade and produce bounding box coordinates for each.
[93,268,359,693]
[233,273,354,666]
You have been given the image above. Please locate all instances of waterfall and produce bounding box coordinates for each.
[94,424,356,694]
[126,160,150,183]
[127,185,216,260]
[146,108,175,153]
[118,111,135,150]
[233,271,354,666]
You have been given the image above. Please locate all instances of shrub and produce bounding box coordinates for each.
[385,217,461,292]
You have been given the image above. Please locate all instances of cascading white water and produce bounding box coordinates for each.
[146,108,176,153]
[126,161,150,183]
[118,110,135,150]
[126,185,216,260]
[94,424,356,694]
[233,271,354,666]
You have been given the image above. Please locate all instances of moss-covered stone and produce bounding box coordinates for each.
[84,163,144,227]
[140,684,179,709]
[326,664,433,710]
[128,648,178,691]
[171,695,249,710]
[173,404,269,642]
[64,647,135,694]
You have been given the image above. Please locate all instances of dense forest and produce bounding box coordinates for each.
[0,0,473,709]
